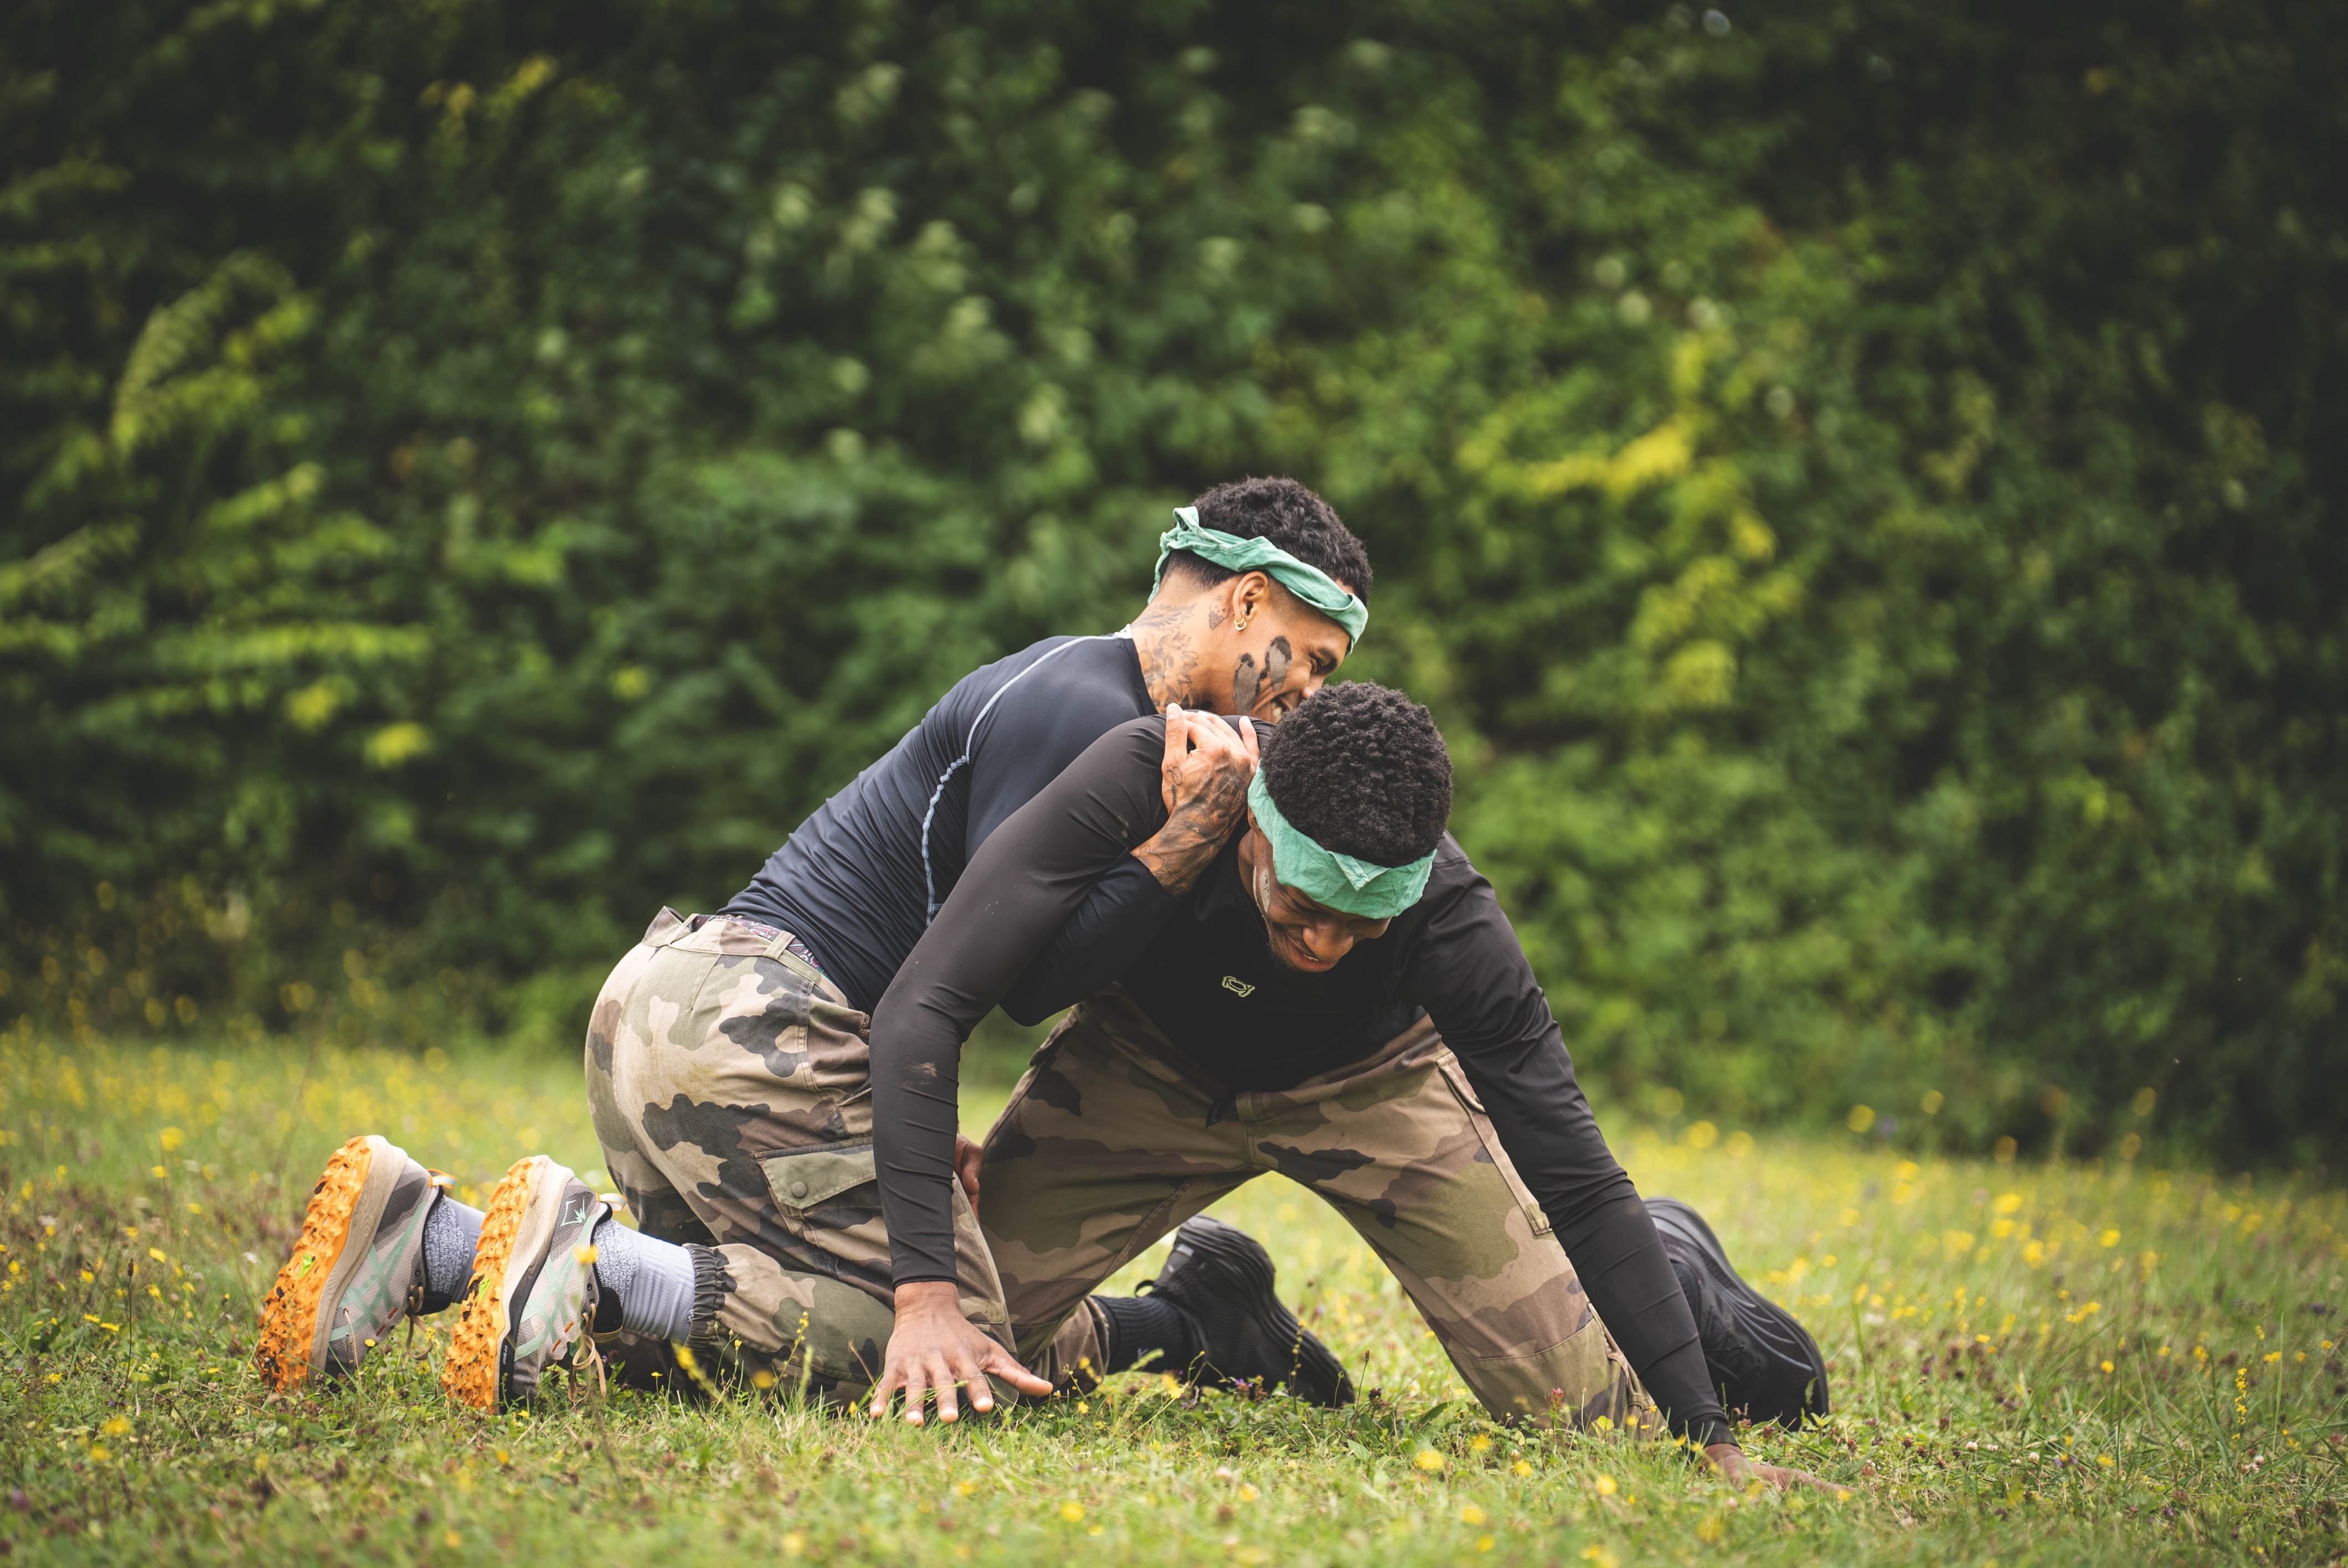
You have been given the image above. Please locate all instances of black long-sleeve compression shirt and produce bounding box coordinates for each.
[871,715,1731,1446]
[724,634,1156,1012]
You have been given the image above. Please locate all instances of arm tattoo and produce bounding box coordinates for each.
[1131,777,1248,895]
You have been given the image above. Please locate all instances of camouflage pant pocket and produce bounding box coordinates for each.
[763,1144,878,1214]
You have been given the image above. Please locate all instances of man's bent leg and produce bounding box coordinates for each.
[585,909,1012,1403]
[983,994,1379,1407]
[1249,1023,1658,1433]
[977,991,1254,1386]
[584,926,714,1249]
[590,1247,902,1405]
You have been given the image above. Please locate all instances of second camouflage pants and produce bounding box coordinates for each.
[977,987,1660,1430]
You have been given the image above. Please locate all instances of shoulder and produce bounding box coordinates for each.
[1059,715,1174,826]
[1387,835,1541,1002]
[1420,833,1486,900]
[1087,713,1173,773]
[1392,834,1507,940]
[968,636,1146,730]
[984,712,1170,853]
[936,636,1080,711]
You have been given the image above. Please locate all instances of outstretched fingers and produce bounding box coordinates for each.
[867,1358,911,1422]
[872,1350,955,1426]
[982,1343,1054,1400]
[1709,1443,1854,1496]
[1763,1462,1851,1494]
[869,1323,1051,1425]
[930,1350,966,1424]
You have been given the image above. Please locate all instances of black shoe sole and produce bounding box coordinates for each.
[1645,1195,1829,1426]
[1153,1216,1355,1409]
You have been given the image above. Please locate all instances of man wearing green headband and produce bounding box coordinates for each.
[257,478,1381,1415]
[869,685,1835,1492]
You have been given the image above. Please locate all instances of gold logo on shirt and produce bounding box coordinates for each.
[1221,976,1256,997]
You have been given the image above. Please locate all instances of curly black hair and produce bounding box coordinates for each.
[1258,683,1451,868]
[1164,476,1373,600]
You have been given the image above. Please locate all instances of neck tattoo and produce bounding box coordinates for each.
[1134,616,1206,710]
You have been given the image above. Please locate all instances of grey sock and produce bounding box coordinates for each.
[590,1216,697,1343]
[420,1195,484,1312]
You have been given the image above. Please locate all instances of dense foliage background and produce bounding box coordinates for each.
[4,0,2341,1164]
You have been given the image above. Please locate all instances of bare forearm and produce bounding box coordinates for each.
[1131,804,1234,894]
[1137,711,1253,893]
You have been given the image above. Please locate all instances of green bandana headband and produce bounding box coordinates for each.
[1247,772,1434,920]
[1153,507,1368,647]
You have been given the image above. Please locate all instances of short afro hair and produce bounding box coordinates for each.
[1257,683,1451,868]
[1163,476,1373,600]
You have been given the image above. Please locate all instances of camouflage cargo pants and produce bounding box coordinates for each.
[583,909,1088,1404]
[979,987,1660,1430]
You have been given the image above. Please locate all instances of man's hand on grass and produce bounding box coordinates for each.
[869,1280,1052,1426]
[1702,1442,1847,1494]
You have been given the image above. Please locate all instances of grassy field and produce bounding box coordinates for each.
[3,1033,2344,1566]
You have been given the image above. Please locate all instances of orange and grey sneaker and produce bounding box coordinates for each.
[255,1134,450,1394]
[441,1155,606,1410]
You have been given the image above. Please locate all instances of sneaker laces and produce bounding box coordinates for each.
[570,1330,609,1404]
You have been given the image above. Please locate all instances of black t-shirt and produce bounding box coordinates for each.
[872,715,1731,1445]
[725,635,1155,1012]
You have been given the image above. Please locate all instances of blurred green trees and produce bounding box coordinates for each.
[3,1,2341,1163]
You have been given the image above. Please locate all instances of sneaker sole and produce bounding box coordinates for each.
[255,1135,404,1394]
[1175,1218,1355,1408]
[1646,1195,1830,1422]
[442,1156,560,1411]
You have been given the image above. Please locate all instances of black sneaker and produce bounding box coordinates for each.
[1144,1215,1355,1407]
[1645,1196,1829,1427]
